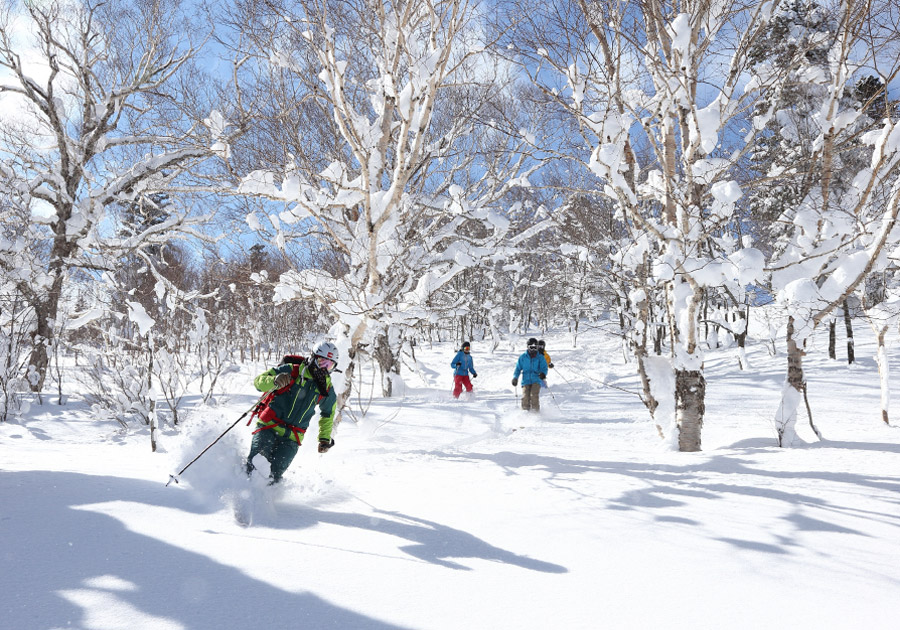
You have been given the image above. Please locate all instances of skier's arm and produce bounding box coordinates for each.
[317,387,338,442]
[254,365,292,392]
[254,368,278,392]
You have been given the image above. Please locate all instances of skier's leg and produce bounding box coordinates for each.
[452,375,463,398]
[521,384,531,411]
[269,438,300,483]
[246,430,276,476]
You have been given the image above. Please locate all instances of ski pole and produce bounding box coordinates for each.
[557,365,642,398]
[545,383,563,411]
[166,393,265,487]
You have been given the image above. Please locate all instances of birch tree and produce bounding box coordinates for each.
[761,0,900,445]
[231,0,539,406]
[861,270,900,426]
[508,0,772,450]
[0,0,235,391]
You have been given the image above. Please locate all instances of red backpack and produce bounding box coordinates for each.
[246,355,307,426]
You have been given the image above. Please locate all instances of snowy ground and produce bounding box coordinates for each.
[2,322,900,629]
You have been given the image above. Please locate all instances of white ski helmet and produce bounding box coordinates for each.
[313,340,339,364]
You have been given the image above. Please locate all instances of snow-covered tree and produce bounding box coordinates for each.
[761,0,900,445]
[0,0,235,391]
[745,0,839,257]
[509,0,773,450]
[0,186,42,417]
[861,268,900,426]
[230,0,541,408]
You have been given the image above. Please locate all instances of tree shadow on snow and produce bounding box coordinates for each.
[267,503,568,574]
[425,450,900,555]
[724,437,900,454]
[0,470,411,630]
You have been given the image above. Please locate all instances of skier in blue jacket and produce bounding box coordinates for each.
[512,338,548,411]
[450,341,477,398]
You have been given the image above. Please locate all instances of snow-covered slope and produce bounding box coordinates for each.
[2,326,899,629]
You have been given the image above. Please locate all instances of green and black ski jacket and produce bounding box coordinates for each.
[253,362,336,445]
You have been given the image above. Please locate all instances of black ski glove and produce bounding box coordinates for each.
[472,372,478,378]
[548,363,554,369]
[539,372,546,380]
[273,372,292,389]
[511,377,518,386]
[307,359,330,396]
[318,438,335,453]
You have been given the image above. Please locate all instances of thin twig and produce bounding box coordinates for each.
[802,383,824,441]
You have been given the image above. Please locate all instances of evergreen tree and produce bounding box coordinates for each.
[746,0,837,256]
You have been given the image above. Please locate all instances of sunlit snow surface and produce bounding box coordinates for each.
[2,321,899,629]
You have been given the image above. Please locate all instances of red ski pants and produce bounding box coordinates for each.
[453,375,473,398]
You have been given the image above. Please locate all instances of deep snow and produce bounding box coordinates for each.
[2,321,900,629]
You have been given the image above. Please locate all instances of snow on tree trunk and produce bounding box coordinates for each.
[630,284,661,433]
[734,305,750,371]
[642,354,677,448]
[863,297,899,427]
[775,317,806,447]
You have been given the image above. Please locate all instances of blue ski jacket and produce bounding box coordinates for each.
[451,350,476,377]
[513,351,548,386]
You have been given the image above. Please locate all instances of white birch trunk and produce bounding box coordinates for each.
[874,325,890,425]
[775,317,806,447]
[774,382,802,447]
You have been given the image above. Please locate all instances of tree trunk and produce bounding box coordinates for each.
[373,333,400,398]
[27,272,65,393]
[843,300,854,364]
[734,304,749,370]
[828,320,836,359]
[632,291,660,422]
[702,293,710,347]
[616,295,626,332]
[148,334,157,452]
[336,346,356,427]
[874,325,890,425]
[776,316,806,447]
[334,321,367,427]
[675,368,705,452]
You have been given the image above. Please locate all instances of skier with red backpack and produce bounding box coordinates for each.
[245,341,339,483]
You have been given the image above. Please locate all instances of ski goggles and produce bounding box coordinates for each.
[315,356,336,372]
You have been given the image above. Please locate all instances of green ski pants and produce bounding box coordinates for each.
[246,429,299,482]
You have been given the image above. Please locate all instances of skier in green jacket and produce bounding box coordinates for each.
[245,341,339,483]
